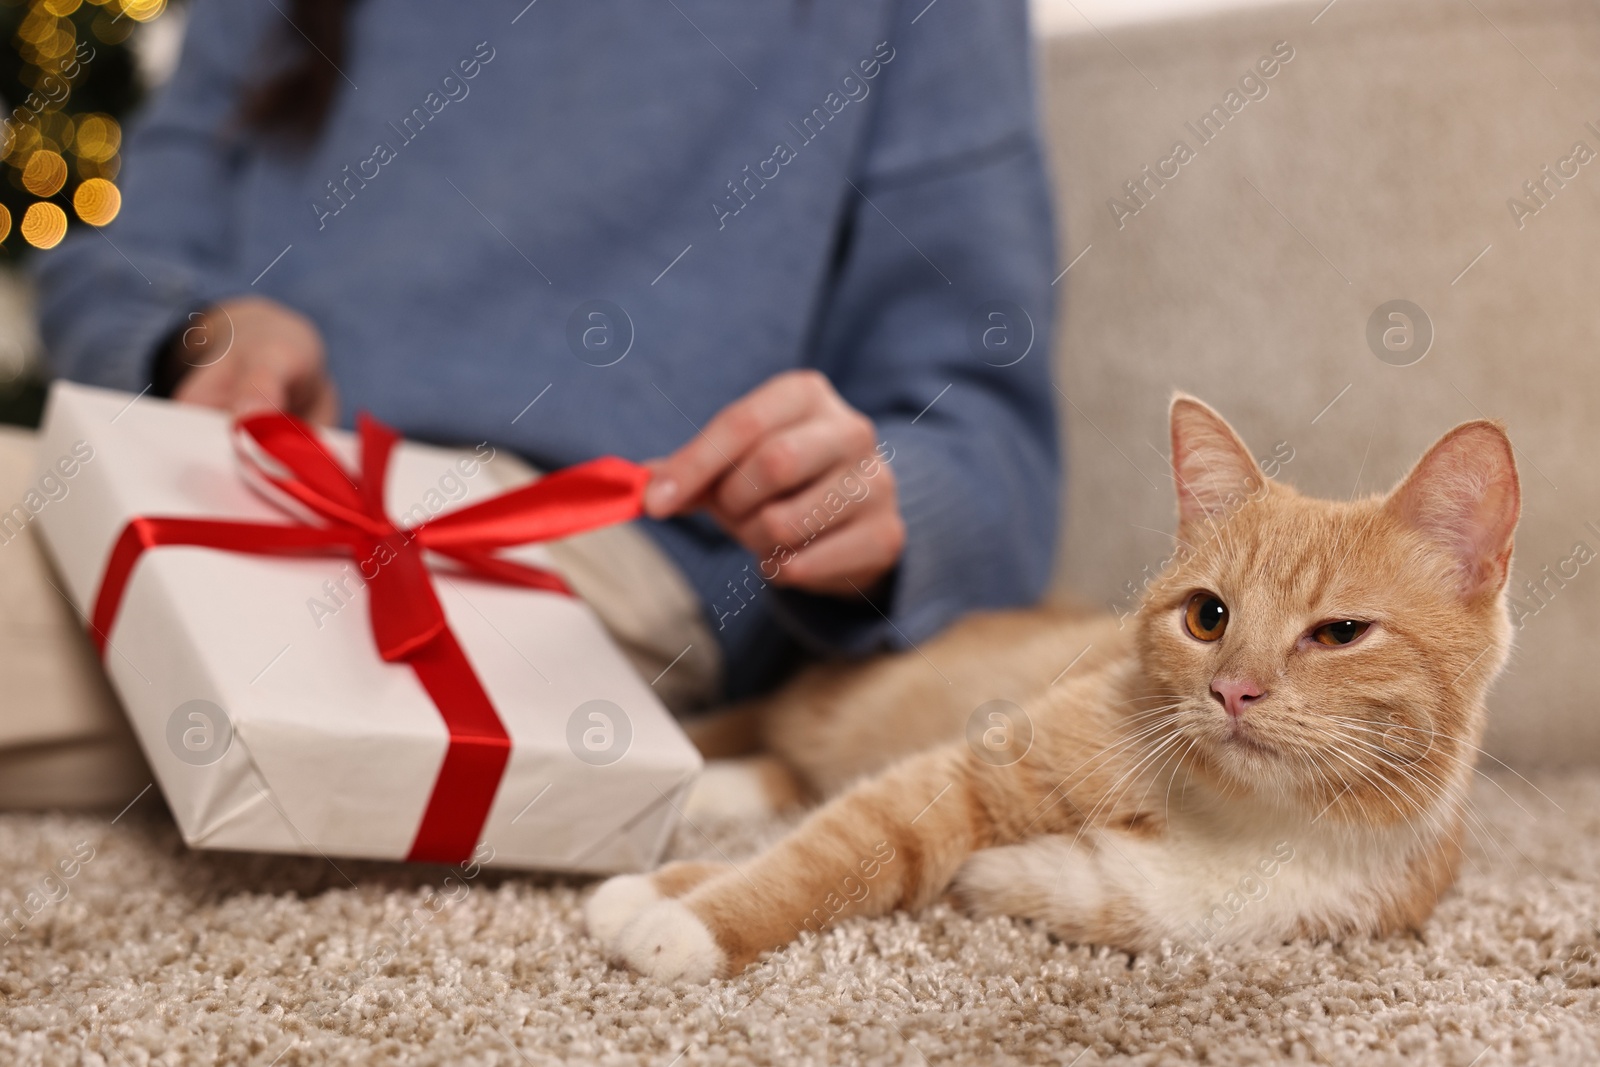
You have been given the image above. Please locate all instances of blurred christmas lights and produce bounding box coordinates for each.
[20,199,64,246]
[2,0,145,250]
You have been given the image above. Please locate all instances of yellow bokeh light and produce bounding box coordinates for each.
[4,124,42,162]
[121,0,165,22]
[36,24,75,60]
[19,12,58,45]
[73,178,120,226]
[74,115,121,162]
[40,110,75,148]
[21,203,68,249]
[0,204,11,245]
[85,154,120,181]
[22,150,68,196]
[43,0,84,15]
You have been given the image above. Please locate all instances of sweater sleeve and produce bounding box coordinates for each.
[772,0,1060,654]
[32,0,275,391]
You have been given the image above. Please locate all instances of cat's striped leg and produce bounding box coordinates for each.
[610,741,1012,981]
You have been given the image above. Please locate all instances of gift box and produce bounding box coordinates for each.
[32,381,702,873]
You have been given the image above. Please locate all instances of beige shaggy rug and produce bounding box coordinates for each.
[1,770,1597,1066]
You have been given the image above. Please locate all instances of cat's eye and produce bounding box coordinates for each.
[1311,620,1371,646]
[1183,593,1228,641]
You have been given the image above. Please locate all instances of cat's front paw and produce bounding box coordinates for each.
[614,899,727,983]
[584,874,661,949]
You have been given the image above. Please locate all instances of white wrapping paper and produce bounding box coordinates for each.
[33,381,700,873]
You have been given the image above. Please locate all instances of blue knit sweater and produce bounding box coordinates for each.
[34,0,1060,699]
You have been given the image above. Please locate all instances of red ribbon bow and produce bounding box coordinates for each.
[90,411,650,863]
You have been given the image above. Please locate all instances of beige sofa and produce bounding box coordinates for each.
[1039,0,1600,768]
[1,0,1594,792]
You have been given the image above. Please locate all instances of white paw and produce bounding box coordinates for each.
[615,898,726,983]
[584,874,660,949]
[682,760,778,823]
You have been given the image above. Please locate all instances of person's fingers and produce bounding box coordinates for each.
[643,370,830,518]
[710,415,865,521]
[235,357,294,416]
[172,361,237,411]
[306,376,341,426]
[167,299,333,422]
[174,311,235,376]
[765,508,906,595]
[280,346,334,421]
[727,461,876,557]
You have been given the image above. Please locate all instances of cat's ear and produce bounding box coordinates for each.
[1169,395,1264,531]
[1383,420,1520,599]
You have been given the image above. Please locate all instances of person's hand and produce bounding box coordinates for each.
[169,296,338,424]
[644,370,903,597]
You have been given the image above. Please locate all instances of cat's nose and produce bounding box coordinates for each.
[1210,676,1265,719]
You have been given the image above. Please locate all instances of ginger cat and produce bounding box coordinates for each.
[587,396,1521,983]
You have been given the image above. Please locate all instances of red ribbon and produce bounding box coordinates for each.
[89,411,650,864]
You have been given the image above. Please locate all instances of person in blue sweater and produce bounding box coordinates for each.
[33,0,1059,708]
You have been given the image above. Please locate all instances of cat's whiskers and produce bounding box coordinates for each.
[1116,702,1189,723]
[1272,718,1371,807]
[1030,704,1185,802]
[1068,728,1190,849]
[1316,738,1442,868]
[1133,725,1197,822]
[1315,735,1417,820]
[1294,741,1346,820]
[1324,726,1472,902]
[1086,735,1189,856]
[1432,736,1562,812]
[1323,714,1517,831]
[1058,729,1184,841]
[1322,723,1506,874]
[1048,730,1191,896]
[1243,701,1418,810]
[1326,715,1556,818]
[1162,735,1199,826]
[1113,692,1190,707]
[1021,713,1183,831]
[1321,724,1456,817]
[1320,726,1505,886]
[1176,712,1300,802]
[1318,727,1498,896]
